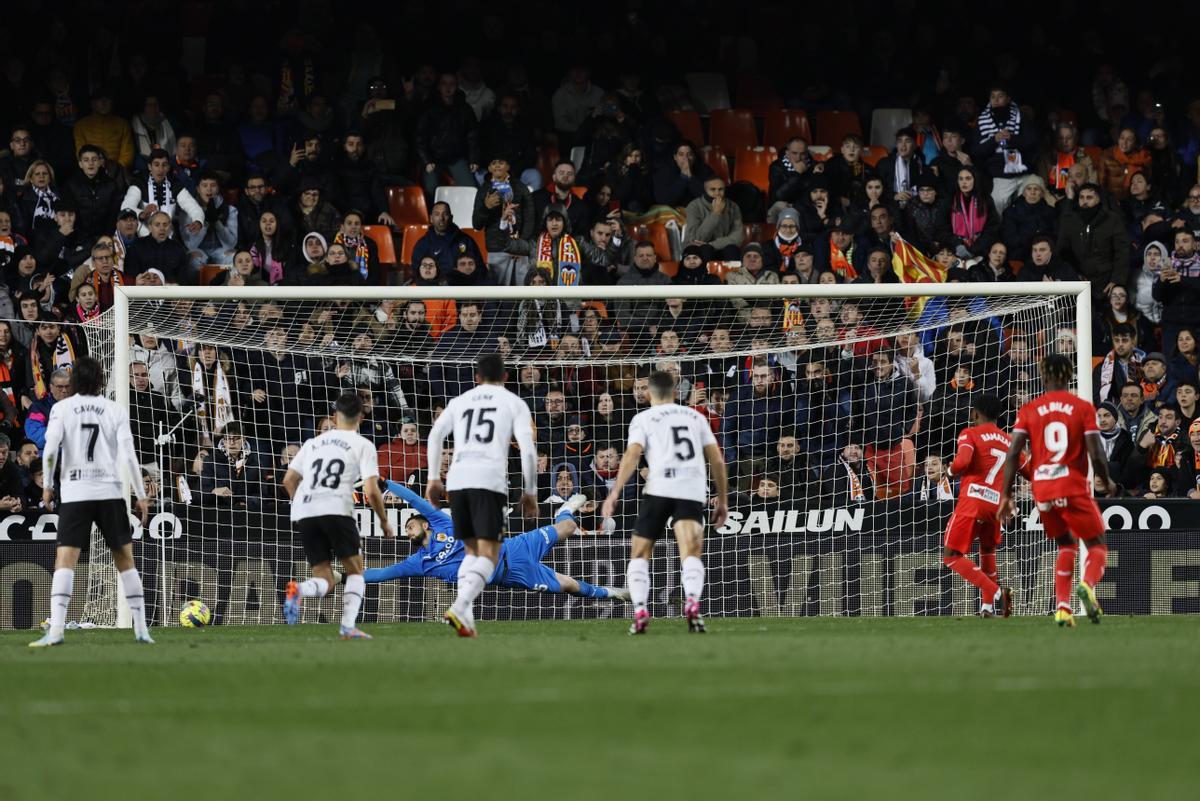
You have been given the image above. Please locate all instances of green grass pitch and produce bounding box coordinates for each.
[3,616,1197,801]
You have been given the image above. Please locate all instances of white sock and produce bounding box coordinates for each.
[118,569,148,638]
[681,556,705,603]
[48,568,73,638]
[298,577,330,598]
[340,574,365,631]
[452,555,493,617]
[627,558,650,611]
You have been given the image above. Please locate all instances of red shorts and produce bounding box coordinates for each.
[944,511,1002,553]
[1037,497,1106,541]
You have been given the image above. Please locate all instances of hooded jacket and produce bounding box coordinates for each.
[1136,241,1167,323]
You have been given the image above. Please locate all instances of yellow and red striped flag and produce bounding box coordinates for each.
[890,233,946,319]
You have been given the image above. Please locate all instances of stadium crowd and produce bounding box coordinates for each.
[1,3,1200,517]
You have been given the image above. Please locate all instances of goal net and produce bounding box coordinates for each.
[77,281,1088,627]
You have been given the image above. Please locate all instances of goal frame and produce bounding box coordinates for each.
[105,280,1093,627]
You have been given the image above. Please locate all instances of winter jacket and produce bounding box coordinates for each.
[875,153,930,197]
[902,199,953,255]
[472,178,535,253]
[1153,251,1200,327]
[767,159,811,205]
[1056,206,1130,299]
[62,171,123,239]
[859,373,918,449]
[24,395,55,449]
[1097,147,1152,201]
[723,385,790,461]
[182,197,239,256]
[73,113,135,169]
[969,104,1035,179]
[413,224,485,276]
[124,235,192,283]
[684,196,743,251]
[415,96,480,166]
[725,265,780,321]
[614,264,672,331]
[1000,196,1058,261]
[1136,241,1167,323]
[236,195,294,248]
[653,162,712,208]
[333,155,387,220]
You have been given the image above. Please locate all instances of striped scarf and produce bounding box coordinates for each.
[1148,429,1179,469]
[192,359,234,443]
[535,233,582,286]
[90,268,125,309]
[32,334,76,398]
[335,232,370,280]
[828,239,858,280]
[976,103,1026,174]
[32,186,58,223]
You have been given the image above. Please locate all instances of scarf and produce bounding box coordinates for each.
[112,228,129,268]
[76,302,100,322]
[951,194,986,243]
[829,239,858,280]
[842,459,865,503]
[916,474,954,501]
[1148,429,1180,469]
[192,359,234,442]
[1099,425,1122,457]
[1051,150,1077,190]
[32,334,76,398]
[1099,350,1142,403]
[774,233,800,271]
[1141,376,1165,404]
[977,104,1025,174]
[916,126,941,164]
[781,299,805,331]
[535,232,582,286]
[148,175,173,211]
[892,155,911,193]
[251,240,285,284]
[0,362,13,423]
[32,186,57,223]
[89,268,124,309]
[335,232,370,280]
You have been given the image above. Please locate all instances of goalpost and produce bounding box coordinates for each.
[79,280,1091,627]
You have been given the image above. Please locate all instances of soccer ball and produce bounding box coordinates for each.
[179,600,212,628]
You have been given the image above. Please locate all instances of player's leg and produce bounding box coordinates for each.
[1070,497,1108,623]
[111,544,153,643]
[977,523,1011,618]
[941,514,1001,616]
[337,553,370,639]
[30,545,82,647]
[627,535,654,633]
[285,518,335,624]
[445,488,506,637]
[673,516,707,633]
[1053,533,1079,628]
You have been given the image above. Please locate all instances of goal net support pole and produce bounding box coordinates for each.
[99,280,1090,626]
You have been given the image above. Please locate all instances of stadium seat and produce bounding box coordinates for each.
[732,146,777,193]
[569,145,586,171]
[742,222,776,243]
[200,264,226,285]
[815,110,863,149]
[734,75,782,117]
[400,223,429,266]
[461,228,489,261]
[363,225,397,267]
[632,222,677,263]
[709,109,758,152]
[763,109,813,148]
[535,146,561,187]
[386,185,429,226]
[869,108,913,147]
[701,147,731,183]
[658,260,680,278]
[570,186,587,199]
[707,260,740,281]
[433,186,478,229]
[809,146,832,162]
[684,72,732,114]
[666,109,705,146]
[862,145,889,167]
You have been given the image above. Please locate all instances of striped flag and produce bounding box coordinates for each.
[890,233,946,319]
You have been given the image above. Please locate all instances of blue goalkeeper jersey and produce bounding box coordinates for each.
[379,482,464,582]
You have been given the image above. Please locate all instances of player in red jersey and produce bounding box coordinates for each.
[943,394,1028,618]
[999,354,1116,628]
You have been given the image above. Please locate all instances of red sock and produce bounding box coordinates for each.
[944,555,999,601]
[1083,543,1108,589]
[1055,546,1078,610]
[980,551,998,584]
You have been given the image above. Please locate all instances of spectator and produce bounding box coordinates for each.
[409,200,481,279]
[73,86,134,170]
[876,127,930,209]
[472,157,535,285]
[613,241,672,334]
[820,443,874,506]
[67,240,125,310]
[653,141,712,208]
[0,126,37,193]
[192,93,243,179]
[236,175,294,247]
[377,422,427,483]
[894,332,936,402]
[1168,329,1200,385]
[62,145,121,240]
[1094,401,1134,482]
[1124,403,1182,493]
[947,166,1000,260]
[182,171,238,268]
[766,137,814,220]
[129,332,182,410]
[1175,419,1200,499]
[911,455,955,501]
[128,359,180,467]
[24,367,70,449]
[16,160,61,244]
[859,349,918,498]
[1146,127,1186,207]
[684,177,743,262]
[551,67,604,145]
[725,243,780,323]
[1116,381,1157,441]
[1057,183,1129,303]
[1177,376,1200,430]
[1037,122,1098,200]
[1153,230,1200,357]
[245,210,293,285]
[428,300,490,398]
[334,131,392,226]
[765,432,808,502]
[1000,176,1058,262]
[330,210,378,285]
[121,148,203,236]
[967,242,1017,283]
[1139,352,1176,410]
[198,422,260,510]
[969,85,1034,214]
[723,361,788,475]
[0,433,24,514]
[1097,128,1152,202]
[531,160,587,235]
[601,144,653,213]
[478,94,540,190]
[415,73,479,195]
[129,94,176,170]
[825,134,874,206]
[1093,284,1156,358]
[1027,234,1079,282]
[170,134,207,197]
[901,173,951,256]
[537,388,571,459]
[34,198,89,277]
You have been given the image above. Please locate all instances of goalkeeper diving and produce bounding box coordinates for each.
[360,481,630,601]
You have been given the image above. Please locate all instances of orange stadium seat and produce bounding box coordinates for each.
[400,224,429,266]
[815,110,863,148]
[667,109,705,145]
[709,109,758,152]
[536,147,561,187]
[863,146,889,167]
[363,225,397,267]
[701,147,730,183]
[387,185,429,226]
[763,109,812,148]
[732,147,777,193]
[461,228,489,261]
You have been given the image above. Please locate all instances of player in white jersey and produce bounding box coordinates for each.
[283,392,394,639]
[30,357,152,648]
[602,370,729,635]
[426,353,538,637]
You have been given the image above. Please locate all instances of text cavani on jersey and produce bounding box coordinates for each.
[290,430,379,521]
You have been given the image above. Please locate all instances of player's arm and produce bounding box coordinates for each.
[997,430,1028,520]
[425,405,453,504]
[282,468,303,499]
[387,480,453,531]
[117,410,150,525]
[363,552,425,583]
[601,442,644,519]
[360,446,394,538]
[946,435,974,477]
[41,407,64,494]
[1085,432,1116,493]
[703,442,729,528]
[513,401,538,517]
